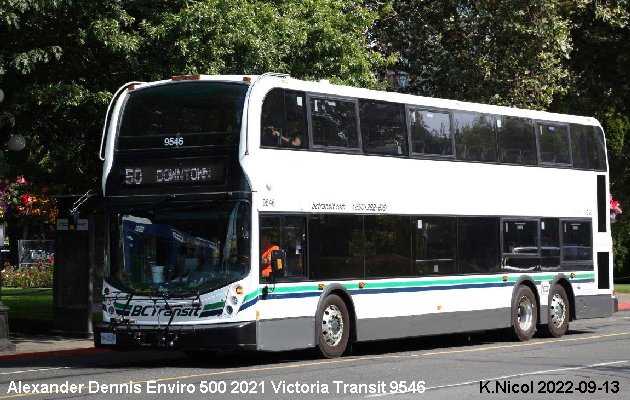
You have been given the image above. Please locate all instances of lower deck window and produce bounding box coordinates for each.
[563,221,592,262]
[259,214,593,281]
[457,218,501,274]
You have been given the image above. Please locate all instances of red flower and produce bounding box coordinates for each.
[611,195,623,215]
[20,194,33,206]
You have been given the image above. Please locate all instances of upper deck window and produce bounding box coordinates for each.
[310,96,360,149]
[454,112,497,162]
[594,127,607,171]
[538,123,571,165]
[261,89,307,149]
[360,100,408,156]
[117,82,247,150]
[409,109,453,157]
[571,124,608,170]
[497,117,537,165]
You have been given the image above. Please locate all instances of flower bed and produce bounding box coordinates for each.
[1,259,53,288]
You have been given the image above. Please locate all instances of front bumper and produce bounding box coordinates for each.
[94,320,256,351]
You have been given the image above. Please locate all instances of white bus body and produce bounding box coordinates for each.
[95,74,613,357]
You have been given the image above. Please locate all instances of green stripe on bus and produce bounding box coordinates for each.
[203,300,225,310]
[244,290,259,302]
[113,302,133,310]
[260,272,596,294]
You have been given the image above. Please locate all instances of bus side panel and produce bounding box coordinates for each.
[256,317,316,351]
[255,295,318,351]
[353,285,513,342]
[574,295,614,319]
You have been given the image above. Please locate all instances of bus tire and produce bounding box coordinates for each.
[317,294,350,358]
[511,285,537,341]
[542,285,570,338]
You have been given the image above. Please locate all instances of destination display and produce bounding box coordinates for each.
[119,158,227,187]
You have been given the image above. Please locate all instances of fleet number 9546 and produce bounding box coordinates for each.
[164,137,184,146]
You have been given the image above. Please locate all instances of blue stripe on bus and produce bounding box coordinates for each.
[349,281,514,295]
[571,279,594,284]
[199,309,223,318]
[263,281,513,300]
[240,296,259,311]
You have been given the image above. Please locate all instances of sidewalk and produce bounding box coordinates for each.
[1,295,629,361]
[616,292,630,311]
[0,334,105,361]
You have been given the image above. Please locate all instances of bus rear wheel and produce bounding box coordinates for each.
[542,285,570,338]
[511,285,537,341]
[317,294,350,358]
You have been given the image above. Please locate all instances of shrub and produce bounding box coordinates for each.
[1,260,53,288]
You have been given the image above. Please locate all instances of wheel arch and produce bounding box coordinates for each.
[511,275,540,319]
[314,284,357,346]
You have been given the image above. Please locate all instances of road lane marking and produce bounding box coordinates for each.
[0,367,71,376]
[1,330,630,399]
[365,360,630,397]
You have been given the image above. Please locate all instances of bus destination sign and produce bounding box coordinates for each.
[120,158,227,187]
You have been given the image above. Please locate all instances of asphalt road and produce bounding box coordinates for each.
[1,312,629,400]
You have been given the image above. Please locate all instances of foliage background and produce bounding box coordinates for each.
[1,0,630,278]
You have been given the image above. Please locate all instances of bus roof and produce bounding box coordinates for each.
[132,73,601,127]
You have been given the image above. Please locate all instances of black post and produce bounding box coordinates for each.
[1,86,20,352]
[0,259,16,352]
[52,195,102,337]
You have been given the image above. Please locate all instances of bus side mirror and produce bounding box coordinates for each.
[271,250,286,275]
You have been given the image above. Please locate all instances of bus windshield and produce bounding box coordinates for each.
[106,201,250,296]
[117,81,248,150]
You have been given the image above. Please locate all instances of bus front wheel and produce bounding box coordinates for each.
[511,285,537,341]
[317,294,350,358]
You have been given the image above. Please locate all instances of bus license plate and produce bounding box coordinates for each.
[100,332,116,345]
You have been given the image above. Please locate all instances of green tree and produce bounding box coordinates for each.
[0,0,388,192]
[375,0,579,109]
[553,1,630,274]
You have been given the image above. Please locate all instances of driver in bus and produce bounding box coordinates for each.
[260,233,280,278]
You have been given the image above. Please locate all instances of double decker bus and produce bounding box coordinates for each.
[95,73,614,358]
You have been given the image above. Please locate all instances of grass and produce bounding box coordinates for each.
[1,287,53,321]
[0,288,102,333]
[1,287,53,333]
[615,284,630,294]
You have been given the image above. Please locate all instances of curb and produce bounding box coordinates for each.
[0,347,110,362]
[619,302,630,312]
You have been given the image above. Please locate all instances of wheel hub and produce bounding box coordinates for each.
[322,304,344,346]
[550,293,566,327]
[517,295,533,331]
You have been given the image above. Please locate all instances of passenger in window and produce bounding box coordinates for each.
[271,120,304,148]
[262,126,281,146]
[260,233,280,278]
